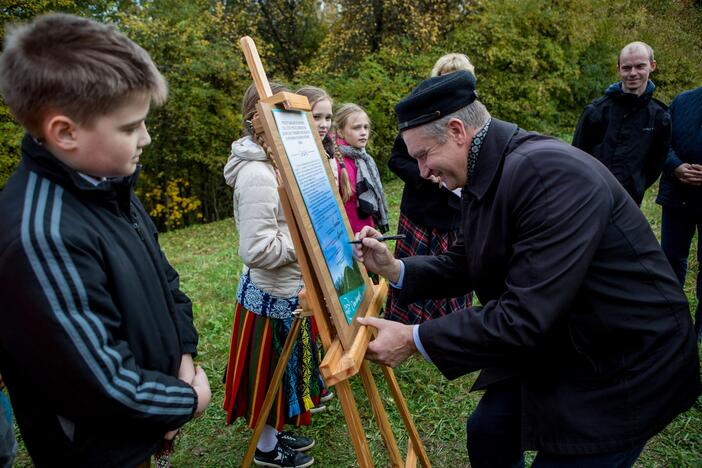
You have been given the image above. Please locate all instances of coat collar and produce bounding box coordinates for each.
[464,118,519,201]
[21,133,139,192]
[604,80,655,104]
[20,133,139,209]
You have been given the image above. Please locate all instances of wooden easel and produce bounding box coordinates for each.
[238,36,430,468]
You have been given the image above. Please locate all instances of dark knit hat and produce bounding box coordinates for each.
[395,70,477,131]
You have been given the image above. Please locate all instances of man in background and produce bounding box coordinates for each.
[572,41,670,205]
[655,85,702,340]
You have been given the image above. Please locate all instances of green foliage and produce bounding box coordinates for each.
[1,0,702,227]
[622,0,702,103]
[315,0,470,73]
[1,0,98,22]
[298,47,425,179]
[117,0,250,228]
[440,0,617,134]
[251,0,327,79]
[437,0,702,135]
[0,102,22,188]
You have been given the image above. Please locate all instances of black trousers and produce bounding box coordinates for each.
[466,381,646,468]
[661,206,702,339]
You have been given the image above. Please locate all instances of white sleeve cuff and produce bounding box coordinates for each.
[413,324,432,364]
[390,260,405,289]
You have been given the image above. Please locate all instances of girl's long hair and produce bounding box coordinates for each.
[241,81,288,135]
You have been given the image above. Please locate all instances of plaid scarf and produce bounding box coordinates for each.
[338,144,390,232]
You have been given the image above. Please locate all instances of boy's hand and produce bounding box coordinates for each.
[178,354,196,383]
[191,366,211,418]
[165,354,198,439]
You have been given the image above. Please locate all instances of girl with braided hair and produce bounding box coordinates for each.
[334,103,390,235]
[222,82,321,468]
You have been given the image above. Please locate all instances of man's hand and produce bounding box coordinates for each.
[353,226,403,283]
[357,316,417,367]
[192,366,211,418]
[673,163,702,186]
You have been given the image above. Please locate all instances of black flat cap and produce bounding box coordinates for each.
[395,70,477,131]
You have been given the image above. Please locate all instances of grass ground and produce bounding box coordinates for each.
[10,178,701,467]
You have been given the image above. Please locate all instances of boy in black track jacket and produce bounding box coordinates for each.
[0,13,211,466]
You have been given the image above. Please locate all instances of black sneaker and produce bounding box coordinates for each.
[277,431,315,451]
[254,442,314,467]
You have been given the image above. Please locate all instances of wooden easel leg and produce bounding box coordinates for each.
[336,379,376,468]
[241,311,306,468]
[381,365,432,468]
[405,438,417,468]
[359,361,403,467]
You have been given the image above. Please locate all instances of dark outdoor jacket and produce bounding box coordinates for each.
[400,119,700,455]
[388,134,461,231]
[572,81,671,205]
[656,86,702,214]
[0,135,199,467]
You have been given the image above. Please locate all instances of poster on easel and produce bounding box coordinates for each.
[256,97,374,349]
[271,109,367,326]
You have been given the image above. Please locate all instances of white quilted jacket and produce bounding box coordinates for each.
[223,136,302,297]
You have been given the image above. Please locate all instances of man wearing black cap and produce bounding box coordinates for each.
[355,70,700,467]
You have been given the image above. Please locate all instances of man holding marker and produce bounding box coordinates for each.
[354,71,700,467]
[348,234,405,245]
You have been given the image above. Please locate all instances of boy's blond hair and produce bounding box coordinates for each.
[431,53,475,77]
[0,13,167,137]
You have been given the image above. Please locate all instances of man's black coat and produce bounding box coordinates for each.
[572,81,671,205]
[400,119,700,455]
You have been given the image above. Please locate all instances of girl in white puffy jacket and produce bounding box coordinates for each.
[222,83,320,468]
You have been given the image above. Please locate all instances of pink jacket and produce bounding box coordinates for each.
[336,137,375,234]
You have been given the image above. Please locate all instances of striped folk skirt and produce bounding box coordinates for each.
[385,212,472,324]
[223,288,322,430]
